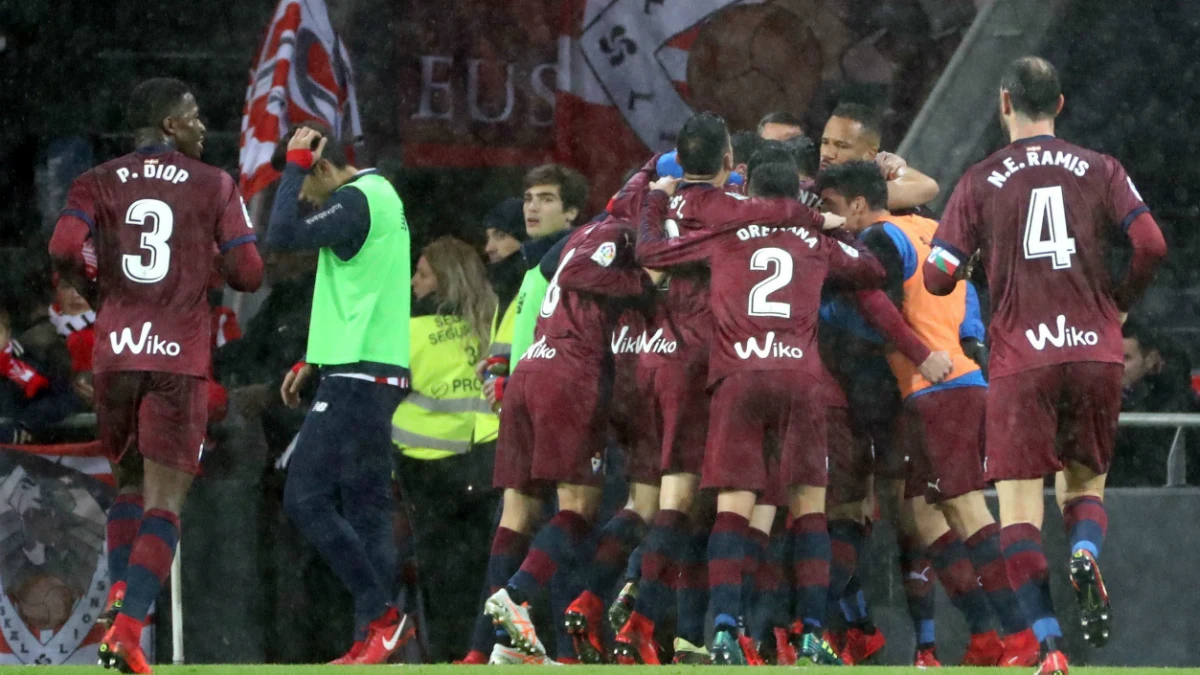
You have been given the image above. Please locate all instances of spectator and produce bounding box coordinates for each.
[0,307,83,443]
[391,236,498,662]
[1109,319,1199,485]
[757,110,806,140]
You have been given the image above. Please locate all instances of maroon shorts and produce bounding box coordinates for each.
[639,361,709,476]
[95,370,208,475]
[900,386,988,503]
[986,362,1123,481]
[759,437,787,507]
[611,357,659,485]
[826,406,873,508]
[493,368,609,491]
[702,370,827,494]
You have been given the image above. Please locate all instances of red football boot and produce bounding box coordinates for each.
[564,590,607,664]
[842,626,886,664]
[1069,549,1111,647]
[1000,628,1040,667]
[1036,650,1069,675]
[355,608,415,665]
[961,630,1004,666]
[914,645,942,668]
[453,649,489,665]
[99,581,126,630]
[329,641,365,665]
[774,627,798,666]
[99,617,153,674]
[738,635,765,666]
[612,611,659,665]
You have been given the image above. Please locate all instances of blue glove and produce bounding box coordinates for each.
[657,150,744,186]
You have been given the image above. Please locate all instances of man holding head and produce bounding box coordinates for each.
[268,122,413,665]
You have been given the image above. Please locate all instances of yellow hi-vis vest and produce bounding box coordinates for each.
[392,314,493,460]
[473,298,516,444]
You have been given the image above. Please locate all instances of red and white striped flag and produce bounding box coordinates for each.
[238,0,363,198]
[554,0,763,210]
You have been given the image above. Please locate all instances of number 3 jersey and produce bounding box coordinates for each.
[60,148,257,377]
[931,135,1150,378]
[637,189,887,386]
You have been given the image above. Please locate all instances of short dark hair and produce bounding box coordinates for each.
[816,160,888,210]
[782,135,819,179]
[271,121,350,171]
[830,102,883,142]
[676,112,729,176]
[731,130,764,166]
[126,78,192,132]
[1122,318,1166,353]
[747,141,796,183]
[523,164,589,216]
[1001,56,1061,120]
[757,111,805,134]
[749,162,800,200]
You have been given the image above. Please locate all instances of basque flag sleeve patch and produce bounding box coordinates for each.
[927,244,962,276]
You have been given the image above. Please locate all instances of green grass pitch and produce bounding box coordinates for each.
[23,662,1200,667]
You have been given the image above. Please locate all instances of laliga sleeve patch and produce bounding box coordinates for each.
[837,241,860,258]
[591,241,617,267]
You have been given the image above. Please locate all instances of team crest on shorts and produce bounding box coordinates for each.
[591,452,604,475]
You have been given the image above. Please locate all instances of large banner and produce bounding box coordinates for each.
[389,0,947,211]
[239,0,363,199]
[0,448,153,665]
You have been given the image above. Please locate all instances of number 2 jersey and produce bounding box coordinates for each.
[929,135,1165,378]
[637,189,887,385]
[54,147,259,377]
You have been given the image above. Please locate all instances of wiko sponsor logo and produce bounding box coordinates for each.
[109,322,181,356]
[610,326,677,355]
[733,332,803,360]
[1025,315,1098,351]
[522,335,557,360]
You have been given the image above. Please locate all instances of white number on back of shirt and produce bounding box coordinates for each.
[1023,185,1076,270]
[747,247,793,318]
[540,247,577,318]
[123,199,174,283]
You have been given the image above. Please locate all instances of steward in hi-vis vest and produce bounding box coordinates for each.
[394,299,495,459]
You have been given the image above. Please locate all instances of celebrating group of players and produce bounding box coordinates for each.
[42,52,1166,675]
[466,56,1167,675]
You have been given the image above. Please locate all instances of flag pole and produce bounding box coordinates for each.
[171,541,184,664]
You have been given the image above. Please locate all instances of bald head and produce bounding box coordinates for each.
[1001,56,1061,120]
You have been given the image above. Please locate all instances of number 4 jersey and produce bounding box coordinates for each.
[930,135,1162,379]
[58,148,258,377]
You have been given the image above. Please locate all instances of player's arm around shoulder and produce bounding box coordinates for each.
[556,222,653,298]
[822,231,887,289]
[634,178,710,269]
[876,151,939,210]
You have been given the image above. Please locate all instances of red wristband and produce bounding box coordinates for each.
[290,360,307,375]
[493,376,506,404]
[286,149,314,171]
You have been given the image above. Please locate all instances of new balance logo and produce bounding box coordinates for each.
[733,332,803,360]
[1024,314,1098,351]
[109,322,181,356]
[312,402,329,412]
[610,326,677,355]
[522,336,557,360]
